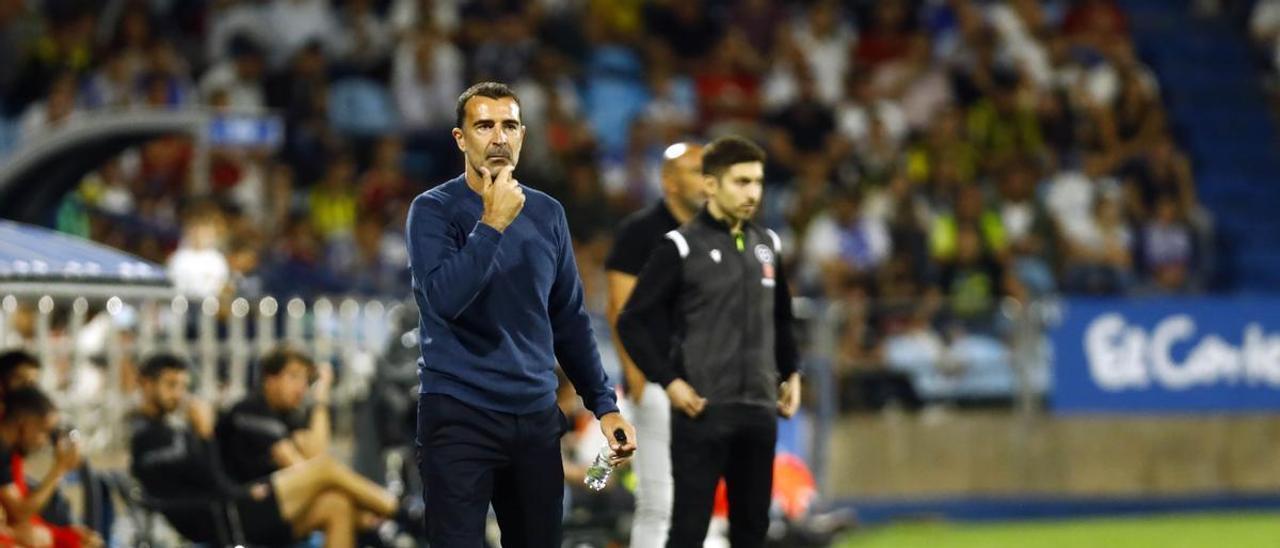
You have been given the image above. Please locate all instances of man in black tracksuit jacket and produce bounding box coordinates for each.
[618,136,801,548]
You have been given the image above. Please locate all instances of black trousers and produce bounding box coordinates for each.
[667,403,777,548]
[416,393,569,548]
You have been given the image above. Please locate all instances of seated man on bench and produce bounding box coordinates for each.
[216,347,335,482]
[0,388,102,548]
[129,354,398,548]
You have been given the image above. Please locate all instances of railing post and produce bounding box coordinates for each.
[67,297,88,387]
[0,295,13,347]
[104,296,126,452]
[285,298,306,348]
[36,295,54,390]
[313,298,334,364]
[257,296,279,357]
[227,297,250,404]
[168,296,189,358]
[199,297,219,403]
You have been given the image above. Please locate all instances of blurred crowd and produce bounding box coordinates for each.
[0,0,1214,395]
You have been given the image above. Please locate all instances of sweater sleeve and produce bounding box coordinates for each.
[548,208,619,418]
[406,193,504,320]
[617,240,683,388]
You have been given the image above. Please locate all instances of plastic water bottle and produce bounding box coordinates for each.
[583,429,628,491]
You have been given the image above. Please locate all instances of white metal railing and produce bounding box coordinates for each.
[0,290,409,456]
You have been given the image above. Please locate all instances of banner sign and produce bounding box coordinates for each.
[1051,297,1280,413]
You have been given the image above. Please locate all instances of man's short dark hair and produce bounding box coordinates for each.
[258,346,314,382]
[140,353,190,380]
[2,387,55,423]
[455,81,521,129]
[0,349,39,385]
[701,136,766,179]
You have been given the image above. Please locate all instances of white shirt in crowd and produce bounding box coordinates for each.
[198,62,265,112]
[264,0,341,67]
[791,17,856,105]
[18,102,80,143]
[1000,201,1037,244]
[168,247,230,299]
[392,34,464,131]
[803,212,892,279]
[1044,171,1097,233]
[837,99,908,149]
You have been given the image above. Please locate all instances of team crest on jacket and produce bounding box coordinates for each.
[754,244,774,265]
[755,244,776,286]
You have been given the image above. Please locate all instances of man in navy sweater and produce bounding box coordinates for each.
[407,81,637,547]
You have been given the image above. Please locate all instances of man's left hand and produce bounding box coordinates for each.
[598,412,637,465]
[777,373,801,418]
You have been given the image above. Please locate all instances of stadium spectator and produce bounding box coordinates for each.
[81,53,134,110]
[966,68,1046,171]
[226,232,266,298]
[308,152,359,242]
[360,136,412,217]
[642,1,722,71]
[470,13,537,84]
[104,3,153,85]
[216,347,331,483]
[328,213,410,298]
[0,0,41,105]
[197,33,266,113]
[0,388,103,548]
[1140,195,1195,293]
[393,20,465,134]
[767,68,837,179]
[270,41,336,184]
[1061,190,1134,294]
[803,184,893,298]
[135,38,195,108]
[167,203,230,300]
[871,37,941,137]
[694,31,764,137]
[930,185,1006,264]
[933,225,1023,336]
[262,0,341,69]
[1121,134,1200,225]
[996,158,1058,295]
[1062,0,1130,50]
[332,0,393,74]
[854,0,915,70]
[18,71,80,142]
[3,4,93,117]
[0,349,39,397]
[130,354,398,548]
[206,0,269,65]
[790,0,853,106]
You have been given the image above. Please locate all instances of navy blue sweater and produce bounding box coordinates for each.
[406,175,618,418]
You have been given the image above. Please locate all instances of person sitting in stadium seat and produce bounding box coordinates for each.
[0,350,41,400]
[216,346,332,483]
[0,349,83,531]
[131,353,398,548]
[216,346,399,536]
[0,388,103,548]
